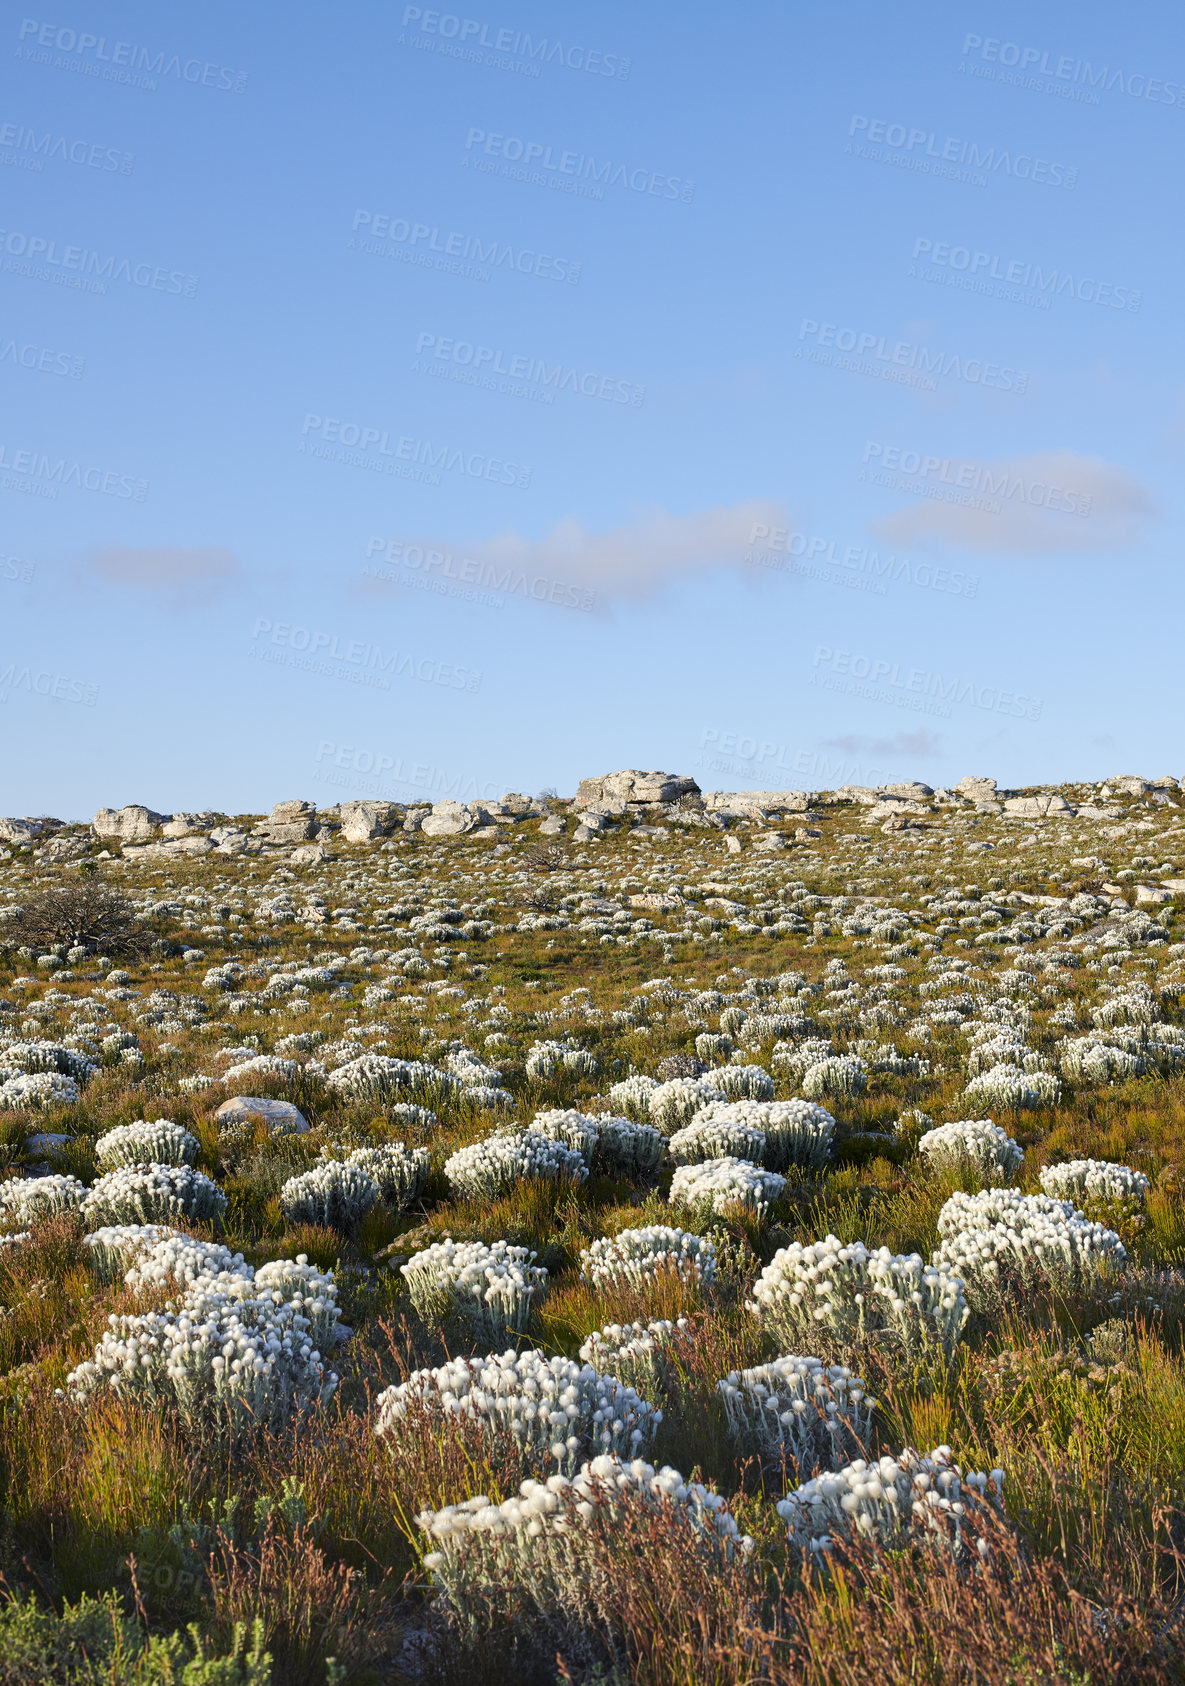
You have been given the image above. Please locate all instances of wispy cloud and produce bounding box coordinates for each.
[871,451,1152,553]
[89,545,243,607]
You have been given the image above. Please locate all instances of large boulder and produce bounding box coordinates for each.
[251,800,317,843]
[575,770,699,808]
[1003,794,1075,817]
[93,805,166,841]
[1103,775,1151,798]
[879,781,933,801]
[339,800,403,843]
[420,800,490,837]
[955,776,998,801]
[0,818,43,843]
[702,790,809,813]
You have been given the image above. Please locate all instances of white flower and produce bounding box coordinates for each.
[0,1072,81,1111]
[668,1115,764,1167]
[606,1075,660,1122]
[917,1119,1023,1182]
[525,1039,599,1081]
[712,1064,774,1101]
[82,1164,227,1228]
[649,1078,725,1133]
[531,1108,600,1166]
[933,1188,1125,1289]
[718,1355,875,1475]
[280,1159,379,1230]
[749,1235,968,1356]
[669,1156,786,1216]
[579,1226,717,1290]
[1038,1159,1149,1204]
[591,1115,665,1177]
[326,1054,459,1102]
[1059,1036,1145,1085]
[579,1319,685,1397]
[963,1064,1060,1110]
[444,1130,587,1201]
[691,1099,835,1172]
[0,1172,87,1226]
[83,1223,182,1281]
[0,1040,98,1084]
[801,1056,867,1100]
[95,1120,199,1169]
[778,1445,1003,1555]
[344,1142,429,1212]
[401,1237,547,1345]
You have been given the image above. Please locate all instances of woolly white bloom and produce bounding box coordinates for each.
[777,1445,1003,1555]
[83,1224,182,1281]
[0,1230,29,1252]
[718,1355,875,1475]
[933,1188,1126,1289]
[801,1055,867,1100]
[0,1040,98,1084]
[375,1347,660,1473]
[326,1055,458,1102]
[963,1064,1060,1110]
[253,1254,348,1350]
[692,1099,835,1171]
[591,1115,665,1177]
[401,1238,548,1345]
[123,1233,250,1293]
[606,1075,660,1122]
[95,1120,199,1170]
[444,1129,587,1201]
[279,1159,379,1230]
[530,1108,600,1167]
[65,1275,339,1446]
[649,1077,725,1133]
[446,1050,504,1088]
[966,1036,1046,1079]
[82,1164,227,1228]
[0,1172,86,1226]
[220,1055,298,1090]
[1038,1159,1149,1204]
[579,1226,717,1290]
[0,1072,81,1110]
[344,1142,429,1212]
[712,1064,775,1101]
[772,1038,835,1080]
[669,1156,786,1216]
[668,1115,764,1166]
[1059,1036,1145,1085]
[917,1119,1023,1183]
[749,1235,968,1356]
[578,1319,685,1397]
[525,1039,599,1081]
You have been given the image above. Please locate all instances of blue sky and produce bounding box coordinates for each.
[2,0,1180,818]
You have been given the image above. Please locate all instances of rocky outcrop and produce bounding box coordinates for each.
[1003,794,1075,817]
[251,800,317,844]
[339,800,404,843]
[93,805,166,841]
[575,770,699,808]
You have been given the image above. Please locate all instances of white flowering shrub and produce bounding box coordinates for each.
[963,1064,1060,1110]
[668,1114,764,1166]
[123,1233,249,1292]
[0,1040,98,1084]
[695,1033,732,1063]
[718,1355,875,1475]
[65,1275,339,1447]
[670,1156,786,1216]
[801,1055,867,1100]
[345,1142,429,1212]
[1038,1159,1150,1204]
[772,1038,835,1080]
[0,1172,86,1226]
[254,1254,347,1350]
[375,1348,660,1474]
[713,1064,775,1101]
[579,1319,685,1398]
[933,1189,1126,1292]
[82,1164,227,1229]
[1059,1036,1146,1085]
[917,1119,1023,1183]
[694,1100,834,1172]
[749,1235,968,1357]
[401,1238,547,1345]
[966,1036,1046,1079]
[446,1050,504,1089]
[530,1108,600,1167]
[778,1445,1003,1557]
[649,1077,725,1133]
[327,1055,458,1102]
[0,1230,29,1253]
[1092,990,1160,1028]
[444,1129,587,1201]
[279,1159,379,1231]
[0,1072,81,1111]
[416,1455,750,1623]
[84,1224,181,1280]
[579,1225,717,1290]
[388,1102,437,1131]
[591,1114,665,1177]
[606,1075,659,1122]
[95,1120,199,1170]
[525,1040,599,1081]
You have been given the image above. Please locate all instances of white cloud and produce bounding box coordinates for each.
[363,500,789,600]
[870,451,1152,553]
[89,546,242,606]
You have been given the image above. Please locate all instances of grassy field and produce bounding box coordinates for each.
[0,788,1183,1683]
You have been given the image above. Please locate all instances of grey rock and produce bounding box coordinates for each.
[93,805,166,841]
[955,776,998,800]
[214,1096,308,1135]
[702,790,808,813]
[752,832,788,851]
[574,812,610,832]
[340,800,403,843]
[0,818,44,843]
[1003,794,1074,817]
[880,781,934,800]
[538,816,566,836]
[576,770,699,807]
[421,801,483,837]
